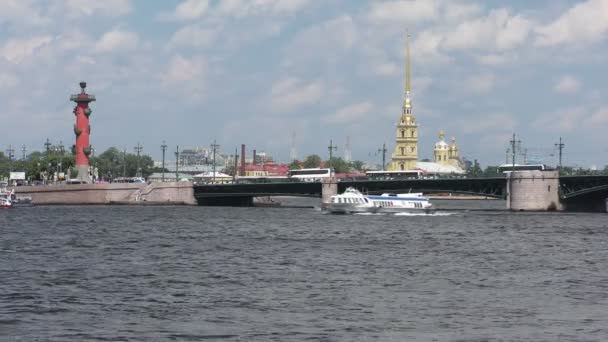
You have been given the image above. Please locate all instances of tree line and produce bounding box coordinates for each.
[0,146,161,182]
[288,154,366,173]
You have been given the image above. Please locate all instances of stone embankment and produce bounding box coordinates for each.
[13,182,196,205]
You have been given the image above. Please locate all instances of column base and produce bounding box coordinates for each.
[76,165,90,183]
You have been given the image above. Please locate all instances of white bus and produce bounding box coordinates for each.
[365,170,423,180]
[498,164,547,174]
[288,168,333,182]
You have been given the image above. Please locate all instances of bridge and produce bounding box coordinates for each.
[194,173,608,212]
[559,175,608,211]
[193,177,505,205]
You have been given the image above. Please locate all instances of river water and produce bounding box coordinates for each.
[1,201,607,341]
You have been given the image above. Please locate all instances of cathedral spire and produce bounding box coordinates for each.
[405,30,411,95]
[403,30,412,109]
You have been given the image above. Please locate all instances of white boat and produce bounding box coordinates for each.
[327,187,376,214]
[366,192,433,213]
[327,187,433,214]
[0,188,14,208]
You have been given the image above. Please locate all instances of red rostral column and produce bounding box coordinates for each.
[70,81,96,182]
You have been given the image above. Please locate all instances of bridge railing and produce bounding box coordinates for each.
[192,173,510,186]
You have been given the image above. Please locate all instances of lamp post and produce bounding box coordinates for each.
[211,140,219,184]
[6,145,14,173]
[134,143,143,178]
[377,143,387,171]
[161,140,167,182]
[555,137,564,171]
[509,133,521,210]
[122,147,127,178]
[175,146,180,182]
[327,140,337,170]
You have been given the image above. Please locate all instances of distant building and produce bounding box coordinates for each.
[433,130,463,169]
[244,164,289,177]
[193,171,233,184]
[386,33,465,175]
[148,172,192,182]
[388,33,418,171]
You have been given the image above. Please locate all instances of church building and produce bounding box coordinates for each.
[387,33,417,171]
[387,33,464,175]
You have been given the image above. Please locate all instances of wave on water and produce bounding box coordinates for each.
[393,211,457,216]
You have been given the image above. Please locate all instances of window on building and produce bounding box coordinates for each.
[401,130,405,138]
[400,147,404,155]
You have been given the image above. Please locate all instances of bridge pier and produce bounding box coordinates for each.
[321,177,338,207]
[507,171,562,211]
[196,196,254,206]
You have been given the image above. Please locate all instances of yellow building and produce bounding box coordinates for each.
[434,130,463,168]
[448,136,461,167]
[388,33,418,171]
[434,130,449,165]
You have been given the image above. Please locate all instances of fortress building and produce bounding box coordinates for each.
[433,130,463,169]
[386,33,465,175]
[388,32,418,171]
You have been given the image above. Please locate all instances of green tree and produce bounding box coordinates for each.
[288,160,301,170]
[482,165,499,176]
[302,154,322,168]
[351,160,365,172]
[468,160,482,176]
[91,147,155,180]
[327,157,351,173]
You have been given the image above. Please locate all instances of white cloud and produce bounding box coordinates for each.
[0,0,49,27]
[466,73,495,93]
[270,77,324,112]
[169,25,218,48]
[0,72,19,89]
[215,0,311,17]
[476,53,512,66]
[94,30,139,53]
[459,113,516,134]
[442,1,482,22]
[61,0,132,17]
[411,30,451,64]
[162,55,207,83]
[322,102,374,124]
[368,0,439,23]
[0,36,54,64]
[535,0,608,46]
[159,0,209,21]
[587,107,608,125]
[554,75,581,94]
[443,9,533,51]
[287,15,357,59]
[533,107,586,132]
[372,62,399,77]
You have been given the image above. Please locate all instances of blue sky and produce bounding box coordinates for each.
[1,0,608,168]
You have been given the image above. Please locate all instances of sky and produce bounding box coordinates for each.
[1,0,608,168]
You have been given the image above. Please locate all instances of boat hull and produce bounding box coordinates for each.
[375,207,435,214]
[326,205,434,215]
[326,204,376,214]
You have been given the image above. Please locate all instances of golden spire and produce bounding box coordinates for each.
[405,30,411,94]
[439,129,445,141]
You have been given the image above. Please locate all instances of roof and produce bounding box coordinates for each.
[244,164,289,175]
[193,171,232,178]
[148,172,193,180]
[416,161,465,174]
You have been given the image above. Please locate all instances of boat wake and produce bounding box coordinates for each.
[351,211,458,217]
[393,211,456,216]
